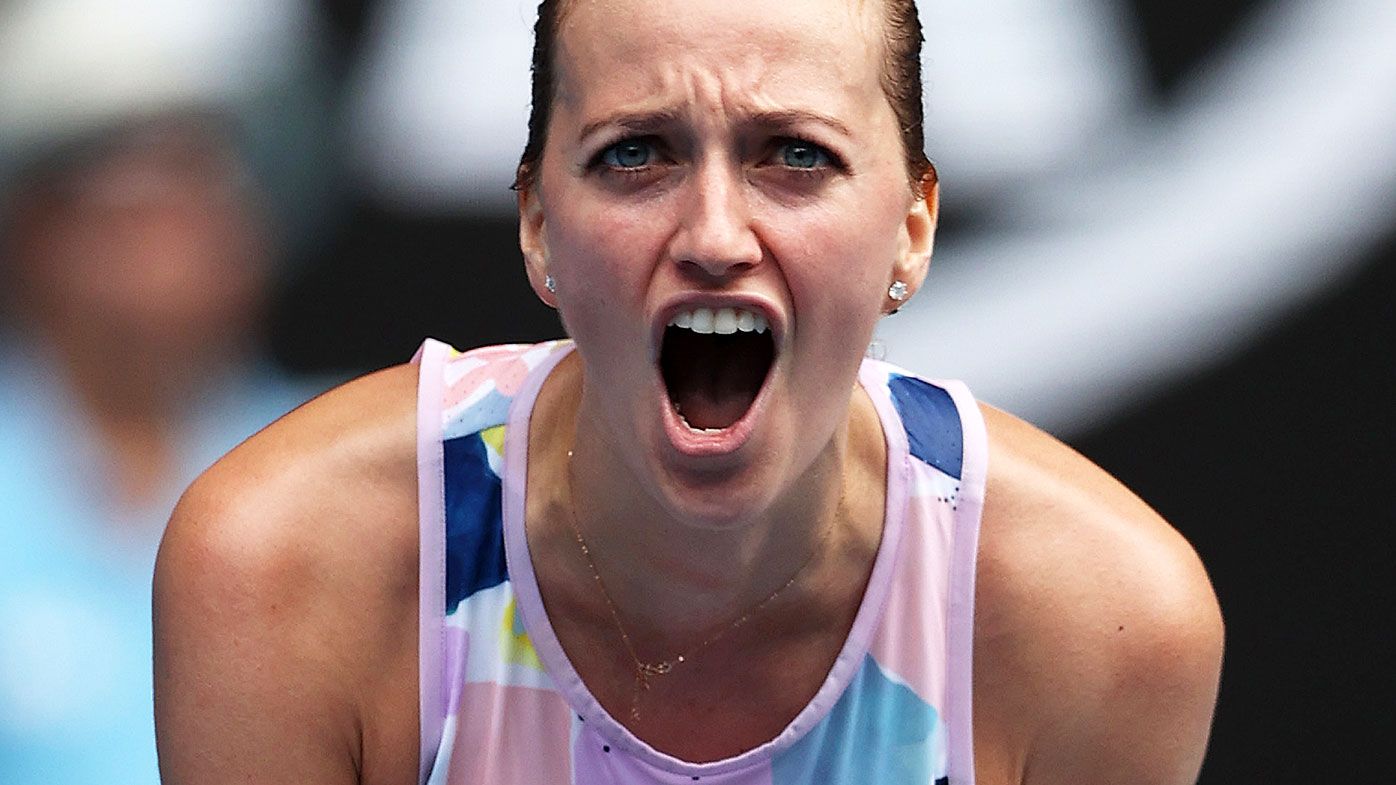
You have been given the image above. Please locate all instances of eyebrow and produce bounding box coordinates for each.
[577,107,854,144]
[747,109,853,138]
[579,108,686,144]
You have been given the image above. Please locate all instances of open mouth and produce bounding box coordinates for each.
[659,305,776,432]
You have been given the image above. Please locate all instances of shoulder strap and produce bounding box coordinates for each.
[866,361,988,785]
[413,339,451,784]
[940,380,988,785]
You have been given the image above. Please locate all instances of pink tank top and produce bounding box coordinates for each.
[412,339,987,785]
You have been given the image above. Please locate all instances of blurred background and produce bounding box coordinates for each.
[0,0,1390,782]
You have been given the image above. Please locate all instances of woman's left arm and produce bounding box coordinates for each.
[973,405,1225,785]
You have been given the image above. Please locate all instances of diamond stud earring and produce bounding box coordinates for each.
[888,281,909,301]
[545,274,557,293]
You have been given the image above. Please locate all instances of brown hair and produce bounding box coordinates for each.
[512,0,936,196]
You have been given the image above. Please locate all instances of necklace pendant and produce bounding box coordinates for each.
[640,661,674,678]
[629,673,649,721]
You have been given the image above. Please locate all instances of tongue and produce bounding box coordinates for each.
[675,382,757,430]
[661,329,772,430]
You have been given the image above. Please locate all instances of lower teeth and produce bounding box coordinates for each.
[674,404,725,434]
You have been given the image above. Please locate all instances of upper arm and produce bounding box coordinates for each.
[154,474,362,783]
[973,404,1224,785]
[153,364,421,785]
[1012,539,1223,785]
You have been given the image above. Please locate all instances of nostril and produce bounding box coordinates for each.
[676,256,758,282]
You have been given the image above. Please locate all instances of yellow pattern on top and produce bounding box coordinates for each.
[500,595,545,671]
[480,425,507,458]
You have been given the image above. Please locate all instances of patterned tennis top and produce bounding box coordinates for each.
[412,339,986,785]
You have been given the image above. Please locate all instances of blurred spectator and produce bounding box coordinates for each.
[0,1,334,781]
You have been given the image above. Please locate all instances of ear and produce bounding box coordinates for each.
[518,185,557,308]
[889,168,939,309]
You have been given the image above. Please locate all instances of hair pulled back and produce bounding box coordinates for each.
[513,0,935,196]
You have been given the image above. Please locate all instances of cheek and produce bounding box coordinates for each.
[771,201,902,313]
[554,187,665,282]
[547,203,660,352]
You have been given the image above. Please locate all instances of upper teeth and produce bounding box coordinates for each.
[668,306,769,335]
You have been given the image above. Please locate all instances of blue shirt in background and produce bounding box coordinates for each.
[0,346,329,784]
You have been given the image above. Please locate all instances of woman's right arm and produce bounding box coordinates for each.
[153,365,422,785]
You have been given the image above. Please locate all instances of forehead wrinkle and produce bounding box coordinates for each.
[571,74,859,149]
[560,42,877,146]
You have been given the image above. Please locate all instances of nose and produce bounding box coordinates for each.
[667,159,762,280]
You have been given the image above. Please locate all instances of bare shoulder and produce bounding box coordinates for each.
[160,362,420,616]
[153,363,421,784]
[163,361,421,573]
[972,404,1224,785]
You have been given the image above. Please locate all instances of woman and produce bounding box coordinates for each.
[154,1,1223,783]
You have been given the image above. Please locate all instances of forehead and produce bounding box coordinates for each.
[553,0,886,123]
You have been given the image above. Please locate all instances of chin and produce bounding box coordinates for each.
[642,387,805,532]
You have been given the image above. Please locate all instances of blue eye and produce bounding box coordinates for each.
[780,140,830,169]
[601,139,653,169]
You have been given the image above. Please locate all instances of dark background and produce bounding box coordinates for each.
[277,1,1392,781]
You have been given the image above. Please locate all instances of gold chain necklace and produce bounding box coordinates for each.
[563,449,840,721]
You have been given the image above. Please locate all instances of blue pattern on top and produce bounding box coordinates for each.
[443,433,507,614]
[770,655,941,784]
[887,375,963,480]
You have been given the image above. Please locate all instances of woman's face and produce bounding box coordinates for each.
[522,0,935,524]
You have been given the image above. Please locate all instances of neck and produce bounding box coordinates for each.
[574,447,844,638]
